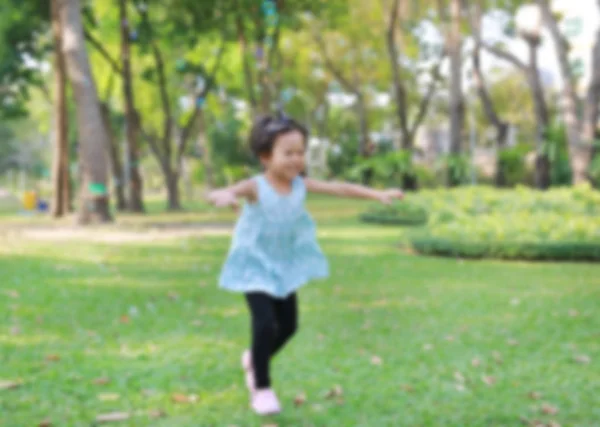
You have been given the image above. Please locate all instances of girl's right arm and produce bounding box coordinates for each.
[206,179,258,210]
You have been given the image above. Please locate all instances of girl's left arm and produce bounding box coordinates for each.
[304,178,403,204]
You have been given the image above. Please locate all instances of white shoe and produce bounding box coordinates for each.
[251,388,282,415]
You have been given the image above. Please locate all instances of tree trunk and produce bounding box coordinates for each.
[355,92,370,157]
[50,0,72,218]
[196,109,214,189]
[100,102,126,211]
[119,0,144,211]
[583,1,600,184]
[385,0,410,150]
[538,0,589,184]
[59,0,112,223]
[165,168,181,211]
[526,41,551,189]
[447,0,464,186]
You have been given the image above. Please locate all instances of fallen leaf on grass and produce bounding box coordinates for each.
[98,393,120,401]
[5,290,19,298]
[370,355,383,366]
[171,393,199,404]
[568,309,579,317]
[528,391,542,400]
[482,375,496,386]
[95,412,131,423]
[453,371,465,383]
[148,409,167,419]
[492,351,503,364]
[573,354,591,364]
[455,383,466,392]
[0,380,22,390]
[38,419,52,427]
[119,315,130,324]
[471,357,482,368]
[325,385,343,399]
[540,403,559,415]
[93,377,111,385]
[293,393,307,407]
[45,354,60,362]
[400,384,414,392]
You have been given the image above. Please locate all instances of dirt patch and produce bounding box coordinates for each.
[3,223,233,243]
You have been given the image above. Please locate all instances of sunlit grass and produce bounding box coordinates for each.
[0,197,599,426]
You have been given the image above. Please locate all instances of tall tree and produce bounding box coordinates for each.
[135,2,226,210]
[59,0,112,223]
[119,0,144,212]
[481,16,551,188]
[537,0,600,184]
[383,0,446,188]
[444,0,466,186]
[50,0,72,217]
[469,1,511,186]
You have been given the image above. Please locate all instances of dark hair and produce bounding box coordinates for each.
[249,112,308,157]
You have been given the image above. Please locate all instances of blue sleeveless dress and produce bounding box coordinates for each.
[219,175,329,298]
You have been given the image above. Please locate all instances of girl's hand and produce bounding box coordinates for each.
[377,188,404,205]
[207,190,239,210]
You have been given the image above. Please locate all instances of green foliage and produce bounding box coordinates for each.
[410,185,600,261]
[440,154,471,186]
[0,0,49,119]
[497,143,530,187]
[360,201,428,226]
[346,150,415,187]
[544,122,573,186]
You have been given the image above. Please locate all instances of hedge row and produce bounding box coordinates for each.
[359,203,428,226]
[360,186,600,261]
[411,236,600,261]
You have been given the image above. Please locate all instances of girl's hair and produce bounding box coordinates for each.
[249,112,308,157]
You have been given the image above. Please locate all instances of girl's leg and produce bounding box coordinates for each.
[245,292,277,389]
[271,292,298,356]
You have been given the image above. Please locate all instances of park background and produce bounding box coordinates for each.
[0,0,599,426]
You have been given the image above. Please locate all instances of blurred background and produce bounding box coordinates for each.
[2,2,600,425]
[1,0,599,221]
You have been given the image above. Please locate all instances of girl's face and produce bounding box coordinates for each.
[261,130,306,181]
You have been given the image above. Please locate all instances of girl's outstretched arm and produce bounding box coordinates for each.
[205,179,257,210]
[304,178,403,204]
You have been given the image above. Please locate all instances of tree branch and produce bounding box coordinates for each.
[313,31,358,94]
[136,6,173,159]
[481,41,527,71]
[384,0,410,140]
[409,51,447,137]
[235,7,257,110]
[469,2,506,131]
[177,37,227,166]
[84,29,122,75]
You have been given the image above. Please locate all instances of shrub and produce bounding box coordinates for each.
[360,201,428,226]
[409,185,600,261]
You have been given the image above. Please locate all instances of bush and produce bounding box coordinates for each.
[411,237,600,261]
[360,201,428,226]
[497,143,530,187]
[411,186,600,261]
[408,185,600,261]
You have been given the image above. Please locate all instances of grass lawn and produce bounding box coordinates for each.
[1,196,599,426]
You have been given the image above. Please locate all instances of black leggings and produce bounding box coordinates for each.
[245,292,298,389]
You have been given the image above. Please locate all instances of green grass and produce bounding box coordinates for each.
[1,197,599,426]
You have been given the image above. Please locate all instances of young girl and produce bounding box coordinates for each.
[206,113,403,416]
